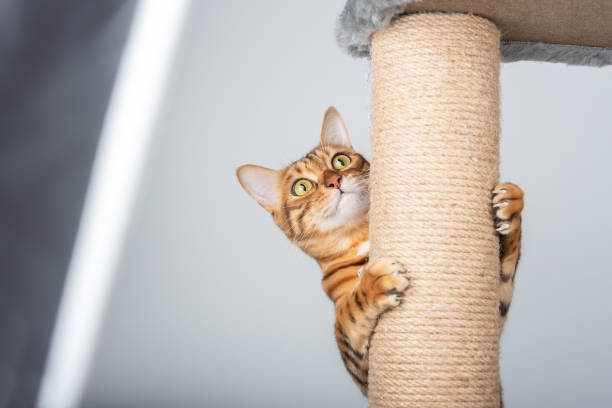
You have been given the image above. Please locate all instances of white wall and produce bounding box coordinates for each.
[82,1,612,406]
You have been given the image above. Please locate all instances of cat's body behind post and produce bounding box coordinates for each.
[236,107,523,396]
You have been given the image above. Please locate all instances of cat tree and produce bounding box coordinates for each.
[336,1,612,406]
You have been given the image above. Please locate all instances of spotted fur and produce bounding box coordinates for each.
[236,107,523,396]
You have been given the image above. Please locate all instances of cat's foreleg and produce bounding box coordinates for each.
[334,259,410,395]
[492,183,524,325]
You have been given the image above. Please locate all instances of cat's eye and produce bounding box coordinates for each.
[292,179,313,196]
[332,153,351,170]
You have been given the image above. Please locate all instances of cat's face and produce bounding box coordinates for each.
[237,107,369,249]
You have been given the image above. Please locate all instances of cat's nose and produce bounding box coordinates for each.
[326,174,342,189]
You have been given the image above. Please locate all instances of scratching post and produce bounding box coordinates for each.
[368,14,501,407]
[336,0,612,406]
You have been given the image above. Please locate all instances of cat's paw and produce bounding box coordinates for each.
[360,259,410,310]
[492,183,524,236]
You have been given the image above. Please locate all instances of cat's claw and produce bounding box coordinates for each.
[496,222,510,232]
[361,259,410,310]
[492,183,524,236]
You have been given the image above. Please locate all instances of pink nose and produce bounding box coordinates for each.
[326,174,342,189]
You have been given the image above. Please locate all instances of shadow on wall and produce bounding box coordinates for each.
[0,1,135,406]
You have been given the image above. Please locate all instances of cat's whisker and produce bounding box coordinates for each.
[297,205,323,242]
[277,216,300,236]
[279,196,327,239]
[302,217,321,251]
[275,209,302,235]
[299,208,325,251]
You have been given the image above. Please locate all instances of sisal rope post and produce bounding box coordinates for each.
[368,13,502,407]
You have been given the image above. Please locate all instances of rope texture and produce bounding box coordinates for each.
[369,13,502,407]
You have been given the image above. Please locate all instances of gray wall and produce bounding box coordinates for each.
[0,2,135,407]
[83,1,612,407]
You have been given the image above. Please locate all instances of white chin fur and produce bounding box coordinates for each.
[319,190,369,231]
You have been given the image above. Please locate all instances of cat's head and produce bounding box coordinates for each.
[237,107,369,251]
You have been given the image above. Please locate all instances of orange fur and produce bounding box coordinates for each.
[236,107,524,396]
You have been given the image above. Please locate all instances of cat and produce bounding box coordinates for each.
[236,107,523,396]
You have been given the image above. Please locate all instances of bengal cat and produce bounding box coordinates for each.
[236,107,524,396]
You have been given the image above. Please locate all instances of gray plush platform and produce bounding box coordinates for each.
[336,0,612,67]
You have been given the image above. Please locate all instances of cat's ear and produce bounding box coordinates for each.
[320,106,352,148]
[236,164,280,211]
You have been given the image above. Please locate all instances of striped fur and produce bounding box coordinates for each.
[236,107,524,396]
[492,183,524,325]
